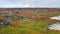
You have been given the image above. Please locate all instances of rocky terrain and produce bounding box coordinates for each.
[0,8,60,34]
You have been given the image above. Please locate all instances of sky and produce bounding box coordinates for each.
[0,0,60,8]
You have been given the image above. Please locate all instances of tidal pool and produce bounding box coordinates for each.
[48,16,60,30]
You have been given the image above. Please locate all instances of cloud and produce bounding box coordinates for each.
[0,0,60,8]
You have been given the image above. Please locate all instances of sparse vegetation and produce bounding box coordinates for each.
[0,8,60,34]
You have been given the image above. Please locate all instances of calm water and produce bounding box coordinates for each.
[48,16,60,30]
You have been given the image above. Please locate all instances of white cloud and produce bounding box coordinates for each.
[0,0,60,8]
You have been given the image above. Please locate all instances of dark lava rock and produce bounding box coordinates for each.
[0,19,10,29]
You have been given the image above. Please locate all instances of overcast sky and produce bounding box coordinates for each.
[0,0,60,8]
